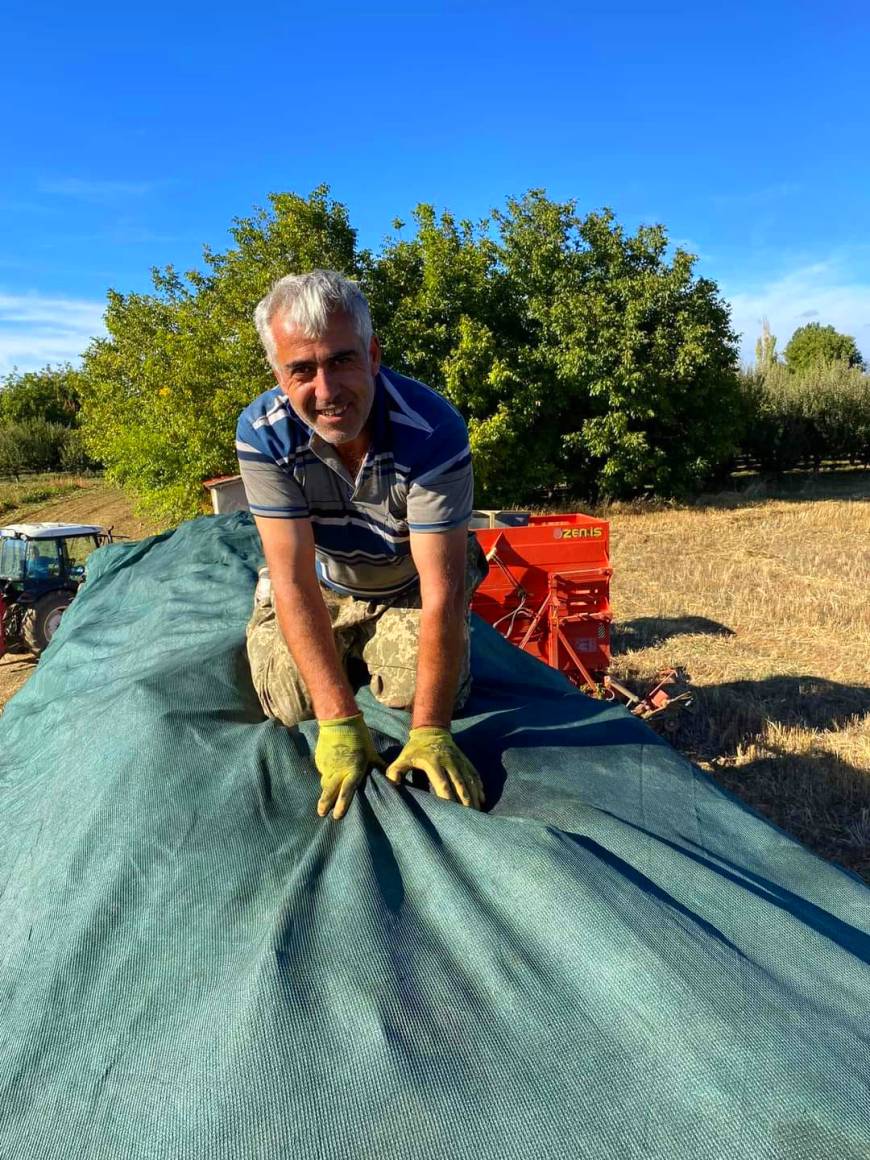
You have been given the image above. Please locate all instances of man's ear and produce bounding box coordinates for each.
[369,334,382,377]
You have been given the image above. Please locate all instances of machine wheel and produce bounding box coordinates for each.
[23,592,73,656]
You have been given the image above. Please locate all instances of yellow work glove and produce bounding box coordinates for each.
[314,714,385,820]
[386,727,485,811]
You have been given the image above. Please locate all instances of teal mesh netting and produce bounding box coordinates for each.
[1,514,868,1158]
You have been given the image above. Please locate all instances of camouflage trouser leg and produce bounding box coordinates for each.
[245,577,366,727]
[360,537,488,711]
[245,536,488,728]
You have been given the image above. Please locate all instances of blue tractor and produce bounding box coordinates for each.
[0,523,113,656]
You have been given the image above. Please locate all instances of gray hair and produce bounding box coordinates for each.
[254,269,373,368]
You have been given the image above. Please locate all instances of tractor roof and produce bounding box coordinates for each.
[0,522,108,540]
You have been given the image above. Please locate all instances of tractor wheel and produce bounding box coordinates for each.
[23,592,73,656]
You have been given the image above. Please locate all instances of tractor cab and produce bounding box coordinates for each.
[0,523,113,656]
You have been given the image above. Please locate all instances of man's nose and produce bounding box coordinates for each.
[313,364,342,401]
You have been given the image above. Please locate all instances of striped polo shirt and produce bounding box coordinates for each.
[235,367,474,599]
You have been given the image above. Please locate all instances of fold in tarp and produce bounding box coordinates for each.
[1,513,868,1159]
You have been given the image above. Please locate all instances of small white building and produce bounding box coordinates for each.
[202,475,250,515]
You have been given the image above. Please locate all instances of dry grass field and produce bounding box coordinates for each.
[605,470,870,881]
[0,473,91,519]
[1,472,868,881]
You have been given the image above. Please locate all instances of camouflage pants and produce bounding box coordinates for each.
[246,536,488,728]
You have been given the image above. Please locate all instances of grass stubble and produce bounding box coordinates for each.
[605,471,870,881]
[0,473,90,518]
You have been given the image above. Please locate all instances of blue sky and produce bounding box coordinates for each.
[2,0,869,373]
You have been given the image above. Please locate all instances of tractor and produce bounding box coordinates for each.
[0,523,113,658]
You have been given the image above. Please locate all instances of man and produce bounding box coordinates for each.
[236,269,486,821]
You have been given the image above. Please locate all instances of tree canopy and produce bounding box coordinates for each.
[0,364,94,477]
[755,319,777,371]
[77,186,743,521]
[0,364,81,426]
[784,323,865,372]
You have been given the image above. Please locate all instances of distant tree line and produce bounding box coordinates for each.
[0,365,98,478]
[739,323,870,472]
[4,188,868,513]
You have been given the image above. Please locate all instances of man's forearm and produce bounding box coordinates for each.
[273,580,358,721]
[411,595,466,729]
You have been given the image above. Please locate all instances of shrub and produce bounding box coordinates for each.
[0,420,69,477]
[60,427,101,473]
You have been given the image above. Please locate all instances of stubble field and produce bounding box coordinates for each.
[606,471,870,880]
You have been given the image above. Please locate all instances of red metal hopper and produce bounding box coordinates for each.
[471,513,612,691]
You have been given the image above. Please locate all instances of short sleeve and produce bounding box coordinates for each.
[406,409,474,533]
[236,412,310,520]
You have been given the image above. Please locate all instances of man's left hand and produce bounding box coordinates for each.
[385,727,485,810]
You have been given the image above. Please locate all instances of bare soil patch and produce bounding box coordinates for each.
[1,477,165,541]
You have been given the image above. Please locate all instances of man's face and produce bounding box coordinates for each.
[271,310,381,448]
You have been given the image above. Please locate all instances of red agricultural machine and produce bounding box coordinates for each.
[470,511,688,720]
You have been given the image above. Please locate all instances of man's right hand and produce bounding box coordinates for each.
[314,714,385,820]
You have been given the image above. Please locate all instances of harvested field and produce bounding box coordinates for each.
[606,470,870,881]
[0,473,91,518]
[1,472,868,880]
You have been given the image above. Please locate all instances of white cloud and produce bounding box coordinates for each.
[723,259,870,364]
[712,182,801,208]
[39,178,158,201]
[0,292,106,375]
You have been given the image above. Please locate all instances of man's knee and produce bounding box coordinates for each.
[362,605,420,709]
[368,667,417,710]
[369,660,471,713]
[364,605,473,714]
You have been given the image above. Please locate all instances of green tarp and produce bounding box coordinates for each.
[1,513,868,1158]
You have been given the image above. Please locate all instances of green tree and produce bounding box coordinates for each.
[370,191,741,502]
[0,364,82,426]
[784,323,865,372]
[78,187,361,520]
[755,318,777,371]
[0,419,69,477]
[59,427,101,473]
